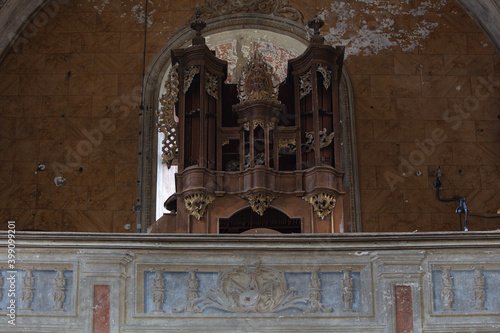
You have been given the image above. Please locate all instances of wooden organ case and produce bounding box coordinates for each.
[154,16,347,234]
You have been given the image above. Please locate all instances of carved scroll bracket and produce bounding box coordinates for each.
[303,192,336,219]
[184,193,215,220]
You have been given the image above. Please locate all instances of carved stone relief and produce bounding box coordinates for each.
[22,268,34,311]
[174,258,332,313]
[440,267,454,312]
[151,269,166,313]
[53,269,66,311]
[473,268,487,310]
[341,268,354,312]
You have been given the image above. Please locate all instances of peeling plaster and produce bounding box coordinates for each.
[319,0,449,57]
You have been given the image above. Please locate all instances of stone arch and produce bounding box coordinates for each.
[137,12,360,232]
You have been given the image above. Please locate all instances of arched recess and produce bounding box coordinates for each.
[137,13,360,232]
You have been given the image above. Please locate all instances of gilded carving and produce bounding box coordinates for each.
[237,51,279,103]
[243,122,250,131]
[278,138,297,148]
[317,64,332,90]
[341,268,354,312]
[194,0,304,23]
[184,193,215,220]
[175,258,332,313]
[473,268,487,310]
[157,63,180,167]
[441,267,455,312]
[222,138,230,146]
[184,66,201,93]
[151,269,166,313]
[253,119,265,129]
[299,69,312,99]
[303,193,336,219]
[22,268,34,311]
[246,193,276,216]
[205,70,218,99]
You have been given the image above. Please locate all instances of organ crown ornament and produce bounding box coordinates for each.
[237,51,280,103]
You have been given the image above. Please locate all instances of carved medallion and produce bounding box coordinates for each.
[174,258,331,313]
[303,193,336,219]
[237,51,279,103]
[157,63,180,167]
[246,193,275,216]
[184,193,215,220]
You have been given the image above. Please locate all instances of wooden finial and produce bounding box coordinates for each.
[307,15,324,35]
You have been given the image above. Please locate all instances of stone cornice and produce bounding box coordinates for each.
[2,230,500,251]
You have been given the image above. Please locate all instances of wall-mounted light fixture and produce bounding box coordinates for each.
[433,166,500,231]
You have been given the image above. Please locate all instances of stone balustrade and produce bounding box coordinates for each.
[0,231,499,332]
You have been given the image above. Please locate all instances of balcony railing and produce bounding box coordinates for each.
[1,231,499,332]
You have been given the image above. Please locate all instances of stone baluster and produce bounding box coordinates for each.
[341,268,354,312]
[473,268,487,311]
[22,268,34,311]
[151,269,165,313]
[441,267,454,312]
[53,268,66,311]
[0,271,3,310]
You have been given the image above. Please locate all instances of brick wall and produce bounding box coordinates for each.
[0,0,498,232]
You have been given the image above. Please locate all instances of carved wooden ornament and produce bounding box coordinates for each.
[184,193,215,220]
[247,193,276,216]
[157,64,180,167]
[237,51,279,103]
[303,193,336,219]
